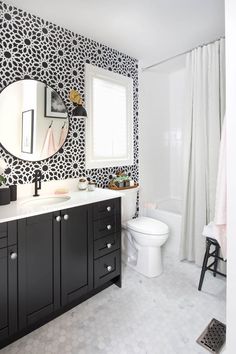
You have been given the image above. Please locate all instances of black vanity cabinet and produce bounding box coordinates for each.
[61,206,93,306]
[17,207,94,329]
[18,213,61,330]
[0,247,8,340]
[0,197,121,349]
[0,222,18,342]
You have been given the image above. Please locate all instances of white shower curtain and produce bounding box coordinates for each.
[180,39,225,265]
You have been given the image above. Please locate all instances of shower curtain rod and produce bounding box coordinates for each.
[142,36,225,71]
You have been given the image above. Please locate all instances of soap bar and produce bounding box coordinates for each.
[54,188,69,195]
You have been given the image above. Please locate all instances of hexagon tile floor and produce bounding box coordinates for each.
[1,256,226,354]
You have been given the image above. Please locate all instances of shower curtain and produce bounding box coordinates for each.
[180,39,225,265]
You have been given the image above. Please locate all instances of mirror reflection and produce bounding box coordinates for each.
[0,80,69,161]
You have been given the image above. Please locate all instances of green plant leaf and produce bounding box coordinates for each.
[0,175,6,186]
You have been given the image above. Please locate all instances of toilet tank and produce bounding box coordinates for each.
[121,186,139,223]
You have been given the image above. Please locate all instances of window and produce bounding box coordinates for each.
[85,64,133,169]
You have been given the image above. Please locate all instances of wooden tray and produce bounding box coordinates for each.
[108,183,139,191]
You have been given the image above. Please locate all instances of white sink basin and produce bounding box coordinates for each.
[21,195,71,207]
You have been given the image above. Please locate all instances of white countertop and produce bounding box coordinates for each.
[0,188,123,223]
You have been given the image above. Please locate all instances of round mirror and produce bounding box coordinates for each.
[0,80,69,161]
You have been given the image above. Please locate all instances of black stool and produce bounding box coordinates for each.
[198,237,226,291]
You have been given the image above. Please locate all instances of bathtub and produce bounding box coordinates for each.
[143,198,182,258]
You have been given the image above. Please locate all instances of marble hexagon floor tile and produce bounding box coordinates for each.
[1,256,226,354]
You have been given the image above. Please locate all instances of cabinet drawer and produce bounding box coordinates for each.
[94,216,116,240]
[93,199,117,220]
[94,233,120,259]
[94,250,121,288]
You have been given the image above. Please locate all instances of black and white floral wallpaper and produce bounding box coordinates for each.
[0,1,139,187]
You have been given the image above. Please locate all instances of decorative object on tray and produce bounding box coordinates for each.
[78,177,88,190]
[108,171,137,190]
[0,159,10,205]
[69,89,87,117]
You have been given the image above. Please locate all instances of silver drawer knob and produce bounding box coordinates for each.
[56,216,61,222]
[106,243,112,249]
[107,224,112,230]
[63,214,69,221]
[10,252,17,260]
[107,265,112,272]
[107,206,111,212]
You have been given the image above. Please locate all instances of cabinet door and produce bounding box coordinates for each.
[0,244,18,343]
[61,206,93,306]
[0,248,8,341]
[18,213,60,330]
[8,244,18,336]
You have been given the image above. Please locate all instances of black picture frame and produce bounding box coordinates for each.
[45,86,67,118]
[21,109,34,154]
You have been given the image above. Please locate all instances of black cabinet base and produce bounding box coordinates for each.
[0,198,122,350]
[0,276,121,350]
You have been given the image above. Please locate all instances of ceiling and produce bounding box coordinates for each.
[5,0,225,68]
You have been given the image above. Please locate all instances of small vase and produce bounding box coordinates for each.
[115,181,124,188]
[88,182,96,191]
[78,178,88,190]
[124,180,130,188]
[0,186,10,205]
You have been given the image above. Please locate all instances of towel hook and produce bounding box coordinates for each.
[49,120,53,128]
[62,121,66,129]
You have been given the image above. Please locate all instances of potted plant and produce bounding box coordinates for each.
[0,159,10,205]
[113,171,130,188]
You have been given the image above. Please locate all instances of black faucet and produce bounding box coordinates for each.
[33,170,42,197]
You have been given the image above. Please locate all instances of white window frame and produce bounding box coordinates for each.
[85,64,133,169]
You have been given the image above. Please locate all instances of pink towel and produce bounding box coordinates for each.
[41,127,57,157]
[213,118,227,259]
[59,126,67,147]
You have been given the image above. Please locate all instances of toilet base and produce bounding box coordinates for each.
[126,246,163,278]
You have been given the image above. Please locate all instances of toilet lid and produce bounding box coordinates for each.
[127,217,169,235]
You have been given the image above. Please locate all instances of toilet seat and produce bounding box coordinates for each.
[127,217,169,236]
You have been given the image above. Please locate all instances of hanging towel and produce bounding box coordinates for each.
[213,117,227,259]
[58,126,67,147]
[41,127,57,158]
[202,222,215,239]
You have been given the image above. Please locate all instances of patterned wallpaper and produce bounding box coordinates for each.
[0,1,139,187]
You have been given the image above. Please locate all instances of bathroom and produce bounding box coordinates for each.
[0,0,236,353]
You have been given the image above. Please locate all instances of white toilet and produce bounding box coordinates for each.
[122,187,169,278]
